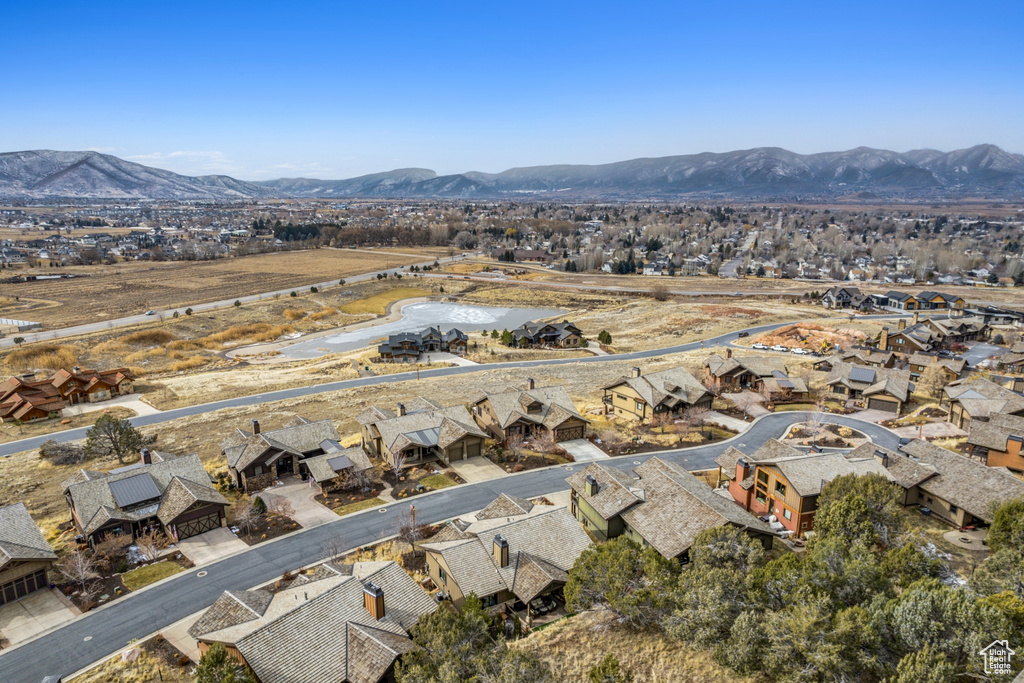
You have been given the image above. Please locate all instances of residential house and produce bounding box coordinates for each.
[998,350,1024,375]
[907,352,966,382]
[943,378,1024,430]
[49,366,136,404]
[511,321,583,348]
[924,316,990,344]
[876,315,941,355]
[821,286,867,310]
[377,326,468,362]
[566,458,773,560]
[222,416,342,491]
[883,291,921,310]
[0,502,57,606]
[422,496,591,617]
[916,291,966,311]
[62,449,227,545]
[703,352,807,401]
[470,379,588,443]
[826,361,913,414]
[357,397,489,469]
[716,440,890,536]
[896,439,1024,528]
[189,561,436,683]
[602,366,711,421]
[964,412,1024,473]
[0,366,136,422]
[303,443,374,494]
[0,376,65,422]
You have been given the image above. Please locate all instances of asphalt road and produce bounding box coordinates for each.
[0,252,466,349]
[0,314,909,458]
[0,411,898,683]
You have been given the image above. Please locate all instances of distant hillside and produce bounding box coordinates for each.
[0,150,276,201]
[3,145,1023,201]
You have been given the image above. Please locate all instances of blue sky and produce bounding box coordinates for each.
[2,1,1021,179]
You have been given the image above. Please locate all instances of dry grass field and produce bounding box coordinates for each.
[1,248,437,327]
[512,610,756,683]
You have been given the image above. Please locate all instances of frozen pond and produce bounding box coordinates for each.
[280,301,565,359]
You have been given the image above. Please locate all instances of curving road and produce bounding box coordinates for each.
[0,314,909,458]
[0,410,897,683]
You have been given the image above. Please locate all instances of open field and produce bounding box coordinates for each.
[339,286,431,315]
[0,247,440,327]
[512,609,756,683]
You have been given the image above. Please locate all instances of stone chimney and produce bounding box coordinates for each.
[251,419,260,435]
[493,534,509,568]
[141,447,152,465]
[397,402,406,417]
[585,474,599,496]
[726,348,732,359]
[873,449,889,468]
[631,367,641,378]
[526,378,535,390]
[898,318,906,331]
[735,457,750,484]
[879,327,889,351]
[912,311,919,326]
[363,582,385,620]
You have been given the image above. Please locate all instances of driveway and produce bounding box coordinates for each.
[850,409,900,424]
[177,527,248,566]
[704,411,750,433]
[259,478,338,528]
[559,439,610,462]
[450,456,508,483]
[419,352,479,367]
[62,394,162,418]
[962,342,1006,367]
[892,422,965,440]
[0,589,78,647]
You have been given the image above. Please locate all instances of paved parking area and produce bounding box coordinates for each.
[892,422,965,439]
[259,478,338,528]
[0,589,78,646]
[450,456,508,483]
[177,527,248,566]
[559,439,609,462]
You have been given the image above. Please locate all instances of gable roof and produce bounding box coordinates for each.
[944,378,1024,419]
[475,493,535,520]
[827,361,912,402]
[0,502,57,570]
[603,366,708,411]
[361,401,487,455]
[899,439,1024,522]
[704,354,789,379]
[565,463,642,519]
[473,384,587,431]
[966,412,1024,452]
[305,445,374,484]
[224,418,340,472]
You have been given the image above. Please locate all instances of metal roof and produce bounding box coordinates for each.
[405,427,441,447]
[327,455,354,472]
[108,473,162,508]
[849,367,876,383]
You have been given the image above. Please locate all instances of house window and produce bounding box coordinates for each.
[783,508,792,521]
[254,465,263,476]
[757,471,768,484]
[755,490,767,505]
[801,522,807,529]
[774,481,787,497]
[949,505,958,513]
[480,594,498,607]
[438,567,447,584]
[635,401,644,412]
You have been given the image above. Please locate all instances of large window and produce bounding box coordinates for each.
[438,567,447,584]
[755,491,767,505]
[757,470,769,484]
[774,481,787,497]
[782,507,792,521]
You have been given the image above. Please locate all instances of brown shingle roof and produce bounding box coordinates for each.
[602,366,709,412]
[966,412,1024,452]
[0,502,57,569]
[565,463,641,519]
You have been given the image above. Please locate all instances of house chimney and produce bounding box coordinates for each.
[251,419,260,435]
[73,366,81,374]
[141,447,152,465]
[527,378,535,390]
[397,402,406,417]
[735,457,750,483]
[873,449,889,467]
[879,328,889,351]
[631,367,641,378]
[898,318,906,331]
[912,311,919,326]
[726,348,732,359]
[585,474,599,496]
[363,582,385,620]
[493,534,509,568]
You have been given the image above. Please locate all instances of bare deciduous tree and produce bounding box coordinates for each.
[232,497,261,536]
[39,439,88,465]
[392,506,422,547]
[268,497,295,520]
[58,549,99,594]
[391,451,408,479]
[321,534,349,561]
[505,433,526,463]
[135,528,165,562]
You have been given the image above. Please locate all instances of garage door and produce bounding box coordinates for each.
[176,513,220,540]
[1,568,48,605]
[555,426,584,442]
[867,398,898,413]
[465,441,481,459]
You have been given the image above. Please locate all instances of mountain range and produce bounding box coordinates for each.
[2,145,1023,202]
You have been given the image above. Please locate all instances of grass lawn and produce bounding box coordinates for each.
[339,287,430,315]
[421,474,458,490]
[122,561,184,591]
[772,403,817,412]
[334,497,385,516]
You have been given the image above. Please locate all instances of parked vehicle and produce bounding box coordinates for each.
[737,331,750,338]
[770,344,790,352]
[752,342,769,350]
[791,347,811,355]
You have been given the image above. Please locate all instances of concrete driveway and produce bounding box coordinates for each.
[177,527,248,566]
[259,478,338,528]
[850,409,900,424]
[559,439,609,462]
[0,589,78,647]
[61,394,162,418]
[892,422,965,440]
[450,456,508,483]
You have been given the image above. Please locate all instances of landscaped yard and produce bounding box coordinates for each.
[334,497,385,516]
[420,473,458,490]
[121,561,184,590]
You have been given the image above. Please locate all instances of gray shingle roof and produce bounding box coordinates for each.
[603,366,709,412]
[827,361,912,402]
[0,502,56,569]
[565,463,641,519]
[704,354,789,379]
[363,401,487,454]
[225,419,340,472]
[899,439,1024,522]
[156,476,228,525]
[944,378,1024,419]
[305,447,374,484]
[474,384,586,431]
[967,412,1024,452]
[475,493,534,520]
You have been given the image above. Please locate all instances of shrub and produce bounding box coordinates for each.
[310,286,318,293]
[283,308,307,321]
[290,291,297,297]
[172,310,179,318]
[308,307,338,321]
[233,300,241,307]
[184,307,193,316]
[7,344,79,370]
[253,496,267,515]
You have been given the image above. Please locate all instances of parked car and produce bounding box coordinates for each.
[770,344,790,352]
[937,350,954,358]
[752,342,769,350]
[737,331,750,338]
[144,310,155,316]
[791,347,811,355]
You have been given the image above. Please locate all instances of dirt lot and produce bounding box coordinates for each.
[0,248,438,327]
[740,319,882,353]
